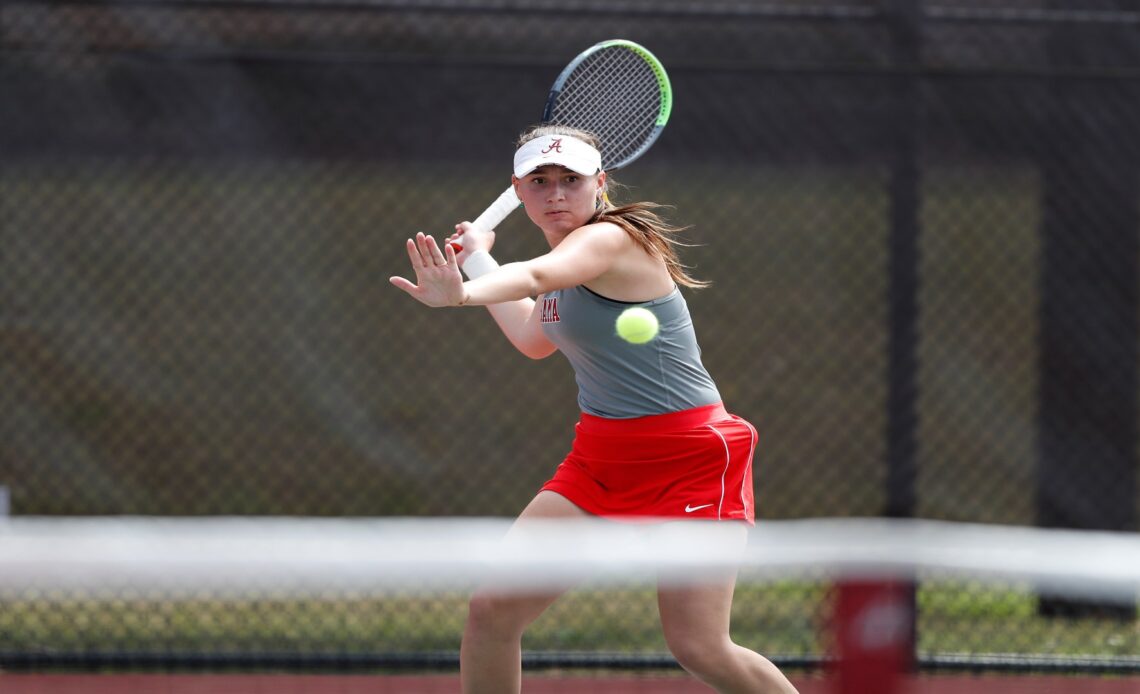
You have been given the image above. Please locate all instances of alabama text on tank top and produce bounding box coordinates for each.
[539,285,721,419]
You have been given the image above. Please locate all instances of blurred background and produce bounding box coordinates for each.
[2,0,1137,677]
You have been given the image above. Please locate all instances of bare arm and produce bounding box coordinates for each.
[484,295,556,360]
[446,224,556,359]
[460,223,627,305]
[389,224,627,357]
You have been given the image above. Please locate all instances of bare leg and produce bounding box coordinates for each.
[657,525,800,694]
[460,491,589,694]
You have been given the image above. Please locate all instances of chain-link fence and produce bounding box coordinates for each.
[2,0,1138,673]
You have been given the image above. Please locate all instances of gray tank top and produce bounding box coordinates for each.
[539,285,721,418]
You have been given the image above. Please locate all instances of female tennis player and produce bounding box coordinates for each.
[390,125,799,694]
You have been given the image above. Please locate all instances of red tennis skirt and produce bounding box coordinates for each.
[541,402,757,524]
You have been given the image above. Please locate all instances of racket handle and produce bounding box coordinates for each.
[473,186,521,234]
[449,186,520,253]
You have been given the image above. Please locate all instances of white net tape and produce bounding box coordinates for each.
[1,517,1137,600]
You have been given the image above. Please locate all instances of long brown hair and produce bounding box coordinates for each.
[516,125,709,289]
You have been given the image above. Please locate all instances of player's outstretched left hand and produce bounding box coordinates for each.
[389,232,467,307]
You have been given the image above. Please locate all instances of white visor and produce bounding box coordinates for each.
[513,135,602,178]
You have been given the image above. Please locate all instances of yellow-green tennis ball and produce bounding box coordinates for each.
[615,307,659,344]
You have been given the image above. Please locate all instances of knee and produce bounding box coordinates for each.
[465,592,530,640]
[665,631,735,679]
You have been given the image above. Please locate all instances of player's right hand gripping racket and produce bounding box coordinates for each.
[458,39,672,246]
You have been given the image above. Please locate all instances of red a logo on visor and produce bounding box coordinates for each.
[541,138,563,154]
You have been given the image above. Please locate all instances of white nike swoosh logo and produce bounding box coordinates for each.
[685,503,714,513]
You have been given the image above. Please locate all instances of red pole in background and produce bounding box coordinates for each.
[830,579,915,694]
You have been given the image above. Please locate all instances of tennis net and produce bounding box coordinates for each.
[0,516,1137,691]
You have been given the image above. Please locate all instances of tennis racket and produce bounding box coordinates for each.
[453,39,672,250]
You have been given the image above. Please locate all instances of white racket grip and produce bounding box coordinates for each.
[470,186,520,235]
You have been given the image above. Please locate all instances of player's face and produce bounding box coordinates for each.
[513,165,603,235]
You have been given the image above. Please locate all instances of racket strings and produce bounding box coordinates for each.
[567,56,658,161]
[549,47,664,169]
